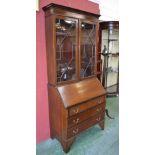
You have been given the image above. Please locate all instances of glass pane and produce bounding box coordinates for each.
[109,29,119,53]
[56,18,76,82]
[107,28,119,88]
[80,22,96,78]
[101,28,119,89]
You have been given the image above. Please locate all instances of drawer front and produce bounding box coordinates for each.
[68,104,105,128]
[69,96,105,116]
[67,113,104,138]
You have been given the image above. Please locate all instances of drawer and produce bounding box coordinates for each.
[68,96,105,116]
[68,104,105,128]
[67,113,104,138]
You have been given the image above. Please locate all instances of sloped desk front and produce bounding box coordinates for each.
[48,77,106,153]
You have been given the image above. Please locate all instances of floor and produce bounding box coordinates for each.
[36,97,119,155]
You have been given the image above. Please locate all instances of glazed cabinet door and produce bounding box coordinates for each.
[79,21,97,79]
[55,17,78,83]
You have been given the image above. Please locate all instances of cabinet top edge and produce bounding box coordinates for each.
[42,3,100,18]
[100,21,119,29]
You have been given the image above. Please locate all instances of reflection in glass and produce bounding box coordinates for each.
[56,18,76,82]
[80,22,96,78]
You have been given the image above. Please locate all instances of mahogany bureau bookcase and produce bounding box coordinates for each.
[43,3,106,153]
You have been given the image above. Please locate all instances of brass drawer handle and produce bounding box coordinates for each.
[73,118,80,124]
[97,99,102,104]
[96,117,101,121]
[72,128,78,134]
[73,108,79,114]
[96,108,102,112]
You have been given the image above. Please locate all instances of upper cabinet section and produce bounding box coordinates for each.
[43,3,100,85]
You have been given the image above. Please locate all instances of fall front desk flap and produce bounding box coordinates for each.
[57,77,106,108]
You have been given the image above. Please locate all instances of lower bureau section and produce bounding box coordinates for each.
[67,113,104,138]
[47,78,106,153]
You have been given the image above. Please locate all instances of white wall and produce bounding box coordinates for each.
[89,0,119,21]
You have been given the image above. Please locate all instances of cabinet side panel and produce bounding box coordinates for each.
[45,15,56,84]
[48,86,62,139]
